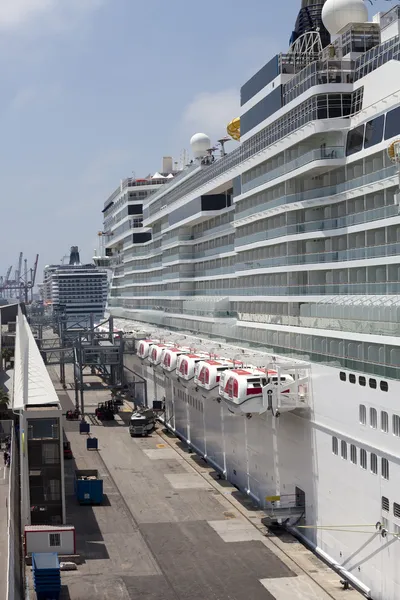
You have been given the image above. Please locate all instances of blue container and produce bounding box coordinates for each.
[75,469,103,504]
[32,553,61,599]
[79,421,90,434]
[86,437,98,450]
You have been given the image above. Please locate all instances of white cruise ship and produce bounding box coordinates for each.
[102,2,400,598]
[43,246,108,326]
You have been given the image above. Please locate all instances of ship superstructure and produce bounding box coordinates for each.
[43,246,108,326]
[101,2,400,598]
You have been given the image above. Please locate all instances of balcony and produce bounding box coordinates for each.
[242,146,344,195]
[235,204,399,248]
[193,283,400,296]
[236,164,397,220]
[236,240,400,271]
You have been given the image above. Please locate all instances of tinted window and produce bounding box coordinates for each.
[359,376,366,386]
[369,378,377,389]
[241,87,282,136]
[384,106,400,140]
[241,55,279,106]
[349,374,356,384]
[346,125,364,156]
[380,381,388,392]
[364,115,384,149]
[339,371,346,381]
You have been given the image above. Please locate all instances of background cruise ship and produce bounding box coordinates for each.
[100,1,400,598]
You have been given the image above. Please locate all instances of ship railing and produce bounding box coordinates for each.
[264,494,306,521]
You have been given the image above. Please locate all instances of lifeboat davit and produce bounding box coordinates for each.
[176,353,209,381]
[148,343,174,366]
[137,339,159,359]
[162,347,191,372]
[219,368,294,415]
[194,359,243,391]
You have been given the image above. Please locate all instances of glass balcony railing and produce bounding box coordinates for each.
[236,240,400,270]
[236,164,397,220]
[194,244,235,259]
[162,252,193,263]
[191,283,400,296]
[235,204,398,247]
[241,146,345,194]
[163,271,194,279]
[193,266,236,278]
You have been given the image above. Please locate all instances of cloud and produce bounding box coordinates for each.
[10,83,61,110]
[182,89,240,142]
[0,0,104,30]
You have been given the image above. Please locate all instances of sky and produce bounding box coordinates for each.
[0,0,394,281]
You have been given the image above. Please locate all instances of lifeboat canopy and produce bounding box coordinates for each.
[162,347,191,372]
[137,339,159,360]
[219,367,294,415]
[176,353,210,381]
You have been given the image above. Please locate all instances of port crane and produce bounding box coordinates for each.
[0,253,39,303]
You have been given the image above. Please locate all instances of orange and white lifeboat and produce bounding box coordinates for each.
[162,347,191,372]
[218,368,272,414]
[148,343,174,366]
[137,339,158,359]
[194,359,242,391]
[176,353,209,381]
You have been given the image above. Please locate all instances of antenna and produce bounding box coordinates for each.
[218,136,231,157]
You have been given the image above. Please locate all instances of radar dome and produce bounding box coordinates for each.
[190,133,211,159]
[322,0,368,36]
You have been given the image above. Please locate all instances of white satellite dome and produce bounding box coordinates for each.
[190,133,211,159]
[322,0,368,36]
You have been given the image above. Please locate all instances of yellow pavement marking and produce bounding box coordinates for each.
[156,444,166,448]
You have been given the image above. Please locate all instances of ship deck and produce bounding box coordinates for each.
[27,366,361,600]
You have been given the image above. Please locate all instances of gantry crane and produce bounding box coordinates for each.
[0,253,39,303]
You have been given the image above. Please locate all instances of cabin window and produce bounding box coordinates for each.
[349,374,356,384]
[332,437,338,455]
[339,371,346,381]
[359,376,366,386]
[341,441,347,460]
[369,378,377,389]
[359,404,367,425]
[393,414,400,437]
[350,445,357,464]
[370,453,378,475]
[382,496,389,512]
[380,381,388,392]
[381,411,389,433]
[370,408,377,429]
[360,449,367,470]
[364,114,384,149]
[382,458,389,480]
[346,124,364,156]
[394,503,400,519]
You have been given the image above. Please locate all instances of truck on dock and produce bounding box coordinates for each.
[129,408,157,437]
[74,469,103,505]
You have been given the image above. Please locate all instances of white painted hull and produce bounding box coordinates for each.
[124,352,400,599]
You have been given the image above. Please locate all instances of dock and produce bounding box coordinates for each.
[26,365,360,600]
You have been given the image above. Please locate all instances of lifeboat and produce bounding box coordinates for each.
[219,368,293,415]
[194,359,242,391]
[162,347,191,372]
[176,353,209,381]
[137,339,159,359]
[148,343,174,366]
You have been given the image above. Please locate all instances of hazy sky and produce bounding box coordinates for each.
[0,0,392,279]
